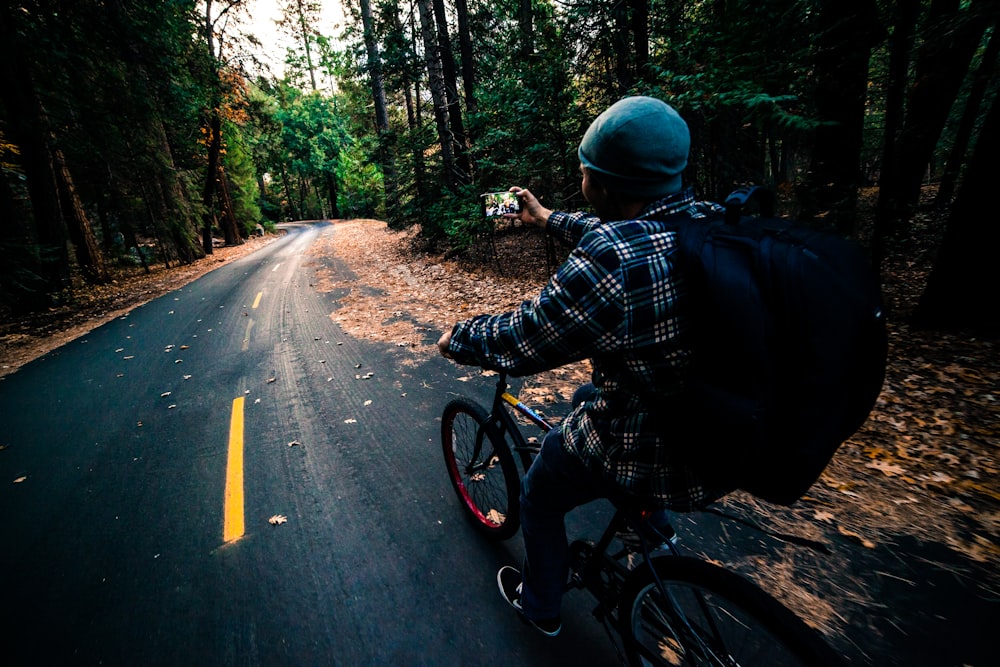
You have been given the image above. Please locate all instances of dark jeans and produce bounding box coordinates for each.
[518,426,611,620]
[519,383,615,620]
[518,383,671,621]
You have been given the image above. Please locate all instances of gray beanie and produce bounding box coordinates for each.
[578,96,690,199]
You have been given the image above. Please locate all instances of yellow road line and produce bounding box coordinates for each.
[252,291,263,309]
[223,396,246,543]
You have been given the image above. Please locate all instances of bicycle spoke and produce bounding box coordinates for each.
[441,398,520,539]
[625,559,833,667]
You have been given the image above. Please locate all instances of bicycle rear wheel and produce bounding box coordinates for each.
[620,556,841,667]
[441,398,521,541]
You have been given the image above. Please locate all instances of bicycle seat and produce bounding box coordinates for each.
[616,506,676,548]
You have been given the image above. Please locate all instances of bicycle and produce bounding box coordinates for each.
[441,371,842,666]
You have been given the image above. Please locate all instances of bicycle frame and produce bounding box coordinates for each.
[484,372,550,469]
[445,372,841,666]
[481,373,677,590]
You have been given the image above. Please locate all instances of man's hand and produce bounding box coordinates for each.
[438,330,453,359]
[509,187,552,229]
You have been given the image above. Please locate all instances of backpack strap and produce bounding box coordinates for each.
[723,186,775,224]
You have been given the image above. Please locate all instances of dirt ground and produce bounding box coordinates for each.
[2,215,997,653]
[309,220,1000,546]
[309,217,999,650]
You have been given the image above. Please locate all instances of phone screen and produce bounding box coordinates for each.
[481,191,521,218]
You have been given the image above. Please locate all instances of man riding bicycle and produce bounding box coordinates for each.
[438,96,729,636]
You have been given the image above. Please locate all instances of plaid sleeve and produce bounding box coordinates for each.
[546,210,602,247]
[447,228,627,376]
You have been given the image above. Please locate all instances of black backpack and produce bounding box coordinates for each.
[664,187,888,505]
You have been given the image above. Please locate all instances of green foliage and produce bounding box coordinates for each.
[337,138,384,219]
[422,184,483,248]
[262,85,349,220]
[1,0,987,319]
[223,121,263,234]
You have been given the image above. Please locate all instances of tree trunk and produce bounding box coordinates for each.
[613,1,633,92]
[800,0,883,235]
[218,166,243,245]
[201,1,221,254]
[201,111,223,253]
[912,92,1000,333]
[936,16,1000,207]
[295,0,318,91]
[432,0,471,184]
[630,0,649,82]
[51,144,110,283]
[326,171,339,218]
[0,48,71,294]
[404,5,428,206]
[416,0,457,192]
[872,0,920,271]
[518,0,533,60]
[454,0,477,119]
[280,162,297,220]
[359,0,400,221]
[890,0,994,220]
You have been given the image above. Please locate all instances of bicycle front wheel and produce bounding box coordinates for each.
[621,556,842,667]
[441,398,521,541]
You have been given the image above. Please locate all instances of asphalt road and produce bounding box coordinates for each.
[0,223,622,665]
[1,222,992,665]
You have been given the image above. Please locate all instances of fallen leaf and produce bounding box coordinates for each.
[266,377,276,383]
[344,418,357,424]
[364,400,372,406]
[288,440,301,447]
[268,514,288,525]
[13,476,27,484]
[161,391,172,397]
[837,525,877,548]
[867,460,907,476]
[814,510,835,523]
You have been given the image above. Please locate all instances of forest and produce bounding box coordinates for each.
[0,0,998,332]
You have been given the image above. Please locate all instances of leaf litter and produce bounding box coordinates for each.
[314,213,998,645]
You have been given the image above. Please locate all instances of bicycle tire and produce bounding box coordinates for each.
[620,556,842,667]
[441,398,521,541]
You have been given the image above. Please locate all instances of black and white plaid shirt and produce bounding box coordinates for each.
[447,189,726,510]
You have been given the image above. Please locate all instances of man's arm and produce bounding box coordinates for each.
[441,230,626,375]
[509,187,601,246]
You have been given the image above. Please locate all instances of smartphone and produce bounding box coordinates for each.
[481,190,521,218]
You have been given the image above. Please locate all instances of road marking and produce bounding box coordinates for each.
[223,396,246,543]
[272,263,282,272]
[241,318,254,352]
[252,291,263,309]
